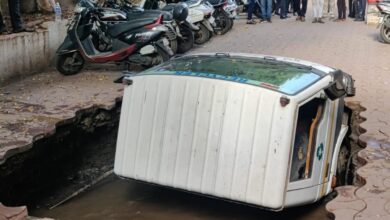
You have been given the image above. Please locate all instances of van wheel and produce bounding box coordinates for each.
[56,52,84,75]
[336,144,350,186]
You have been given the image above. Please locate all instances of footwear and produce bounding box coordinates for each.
[280,15,290,19]
[260,19,267,23]
[246,19,256,24]
[301,16,305,22]
[0,27,8,35]
[267,19,272,23]
[293,12,297,16]
[333,18,343,22]
[318,18,325,23]
[296,16,301,21]
[13,26,35,33]
[312,18,318,23]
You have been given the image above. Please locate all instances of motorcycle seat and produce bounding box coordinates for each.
[126,10,173,22]
[207,0,227,6]
[107,18,157,37]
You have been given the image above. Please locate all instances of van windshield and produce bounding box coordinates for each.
[140,55,324,95]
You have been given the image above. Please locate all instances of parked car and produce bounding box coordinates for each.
[114,53,359,210]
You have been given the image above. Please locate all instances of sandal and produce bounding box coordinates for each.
[246,19,256,24]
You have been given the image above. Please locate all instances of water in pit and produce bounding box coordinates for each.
[32,176,330,220]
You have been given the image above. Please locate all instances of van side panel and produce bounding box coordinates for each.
[114,75,294,209]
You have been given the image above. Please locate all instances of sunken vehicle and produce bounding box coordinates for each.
[114,53,360,210]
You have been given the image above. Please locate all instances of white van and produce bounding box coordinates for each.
[114,53,356,210]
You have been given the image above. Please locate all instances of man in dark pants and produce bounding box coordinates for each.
[247,0,257,24]
[293,0,308,21]
[335,0,346,21]
[348,0,355,18]
[0,0,34,34]
[278,0,289,19]
[354,0,365,21]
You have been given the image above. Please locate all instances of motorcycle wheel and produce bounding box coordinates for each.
[56,52,84,75]
[380,24,390,44]
[195,23,211,45]
[214,11,231,35]
[177,26,194,54]
[141,45,171,69]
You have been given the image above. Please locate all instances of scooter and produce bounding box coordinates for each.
[207,0,233,35]
[377,0,390,44]
[223,0,238,20]
[103,0,178,53]
[56,0,173,75]
[139,0,199,53]
[185,0,215,44]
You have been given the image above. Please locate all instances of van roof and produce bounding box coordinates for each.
[139,53,328,95]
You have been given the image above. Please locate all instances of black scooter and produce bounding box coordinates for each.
[56,0,173,75]
[207,0,232,35]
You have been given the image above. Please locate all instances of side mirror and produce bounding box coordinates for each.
[324,81,346,100]
[113,72,135,85]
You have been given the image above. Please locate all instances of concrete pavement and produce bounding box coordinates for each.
[189,15,390,220]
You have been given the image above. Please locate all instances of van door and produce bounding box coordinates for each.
[287,92,337,191]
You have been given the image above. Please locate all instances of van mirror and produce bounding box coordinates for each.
[113,72,135,85]
[324,81,346,100]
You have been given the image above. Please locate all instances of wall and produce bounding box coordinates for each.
[0,20,67,85]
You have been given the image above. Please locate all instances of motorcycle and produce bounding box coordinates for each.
[377,0,390,44]
[223,0,238,20]
[56,0,173,75]
[185,0,215,44]
[207,0,233,35]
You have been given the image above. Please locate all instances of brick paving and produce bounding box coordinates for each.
[190,15,390,220]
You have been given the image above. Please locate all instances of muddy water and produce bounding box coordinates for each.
[32,176,329,220]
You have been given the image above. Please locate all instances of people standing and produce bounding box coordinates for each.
[348,0,355,18]
[247,0,257,24]
[279,0,290,19]
[312,0,325,23]
[260,0,273,22]
[354,0,365,21]
[293,0,308,21]
[323,0,336,20]
[0,0,34,34]
[335,0,346,21]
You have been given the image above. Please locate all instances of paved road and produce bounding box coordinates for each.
[191,15,390,142]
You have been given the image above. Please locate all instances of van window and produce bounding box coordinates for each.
[290,98,325,182]
[139,55,323,95]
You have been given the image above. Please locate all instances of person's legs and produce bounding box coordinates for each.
[329,0,336,18]
[301,0,308,17]
[260,0,267,20]
[248,0,255,20]
[313,0,319,20]
[318,0,324,20]
[280,0,287,17]
[8,0,23,30]
[0,9,6,32]
[323,0,329,17]
[266,0,273,20]
[341,0,346,19]
[293,0,301,16]
[337,0,342,19]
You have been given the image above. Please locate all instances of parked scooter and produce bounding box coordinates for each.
[185,0,215,44]
[207,0,233,35]
[223,0,238,20]
[103,0,178,53]
[56,0,173,75]
[138,0,199,53]
[377,0,390,44]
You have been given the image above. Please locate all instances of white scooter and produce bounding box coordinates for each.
[185,0,215,44]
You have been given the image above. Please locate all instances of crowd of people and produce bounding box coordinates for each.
[246,0,367,24]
